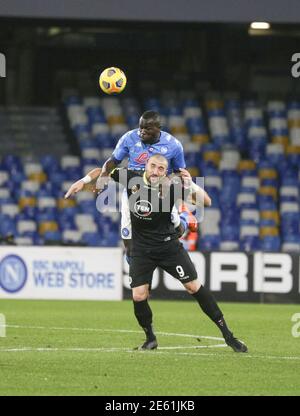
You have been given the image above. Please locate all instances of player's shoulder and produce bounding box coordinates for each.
[126,128,140,140]
[160,130,183,149]
[118,129,138,144]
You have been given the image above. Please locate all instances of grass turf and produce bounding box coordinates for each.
[0,299,299,396]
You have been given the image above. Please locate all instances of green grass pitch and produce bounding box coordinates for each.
[0,299,299,396]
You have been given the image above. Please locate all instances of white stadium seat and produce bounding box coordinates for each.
[17,220,37,234]
[82,148,102,160]
[92,123,110,135]
[237,193,256,206]
[282,243,300,253]
[62,230,82,243]
[61,155,81,169]
[241,177,259,190]
[240,225,259,238]
[0,171,9,186]
[75,191,95,202]
[220,241,240,251]
[21,180,40,193]
[14,237,33,246]
[38,197,57,210]
[241,209,260,224]
[280,202,300,213]
[280,186,299,197]
[1,203,19,217]
[205,176,222,189]
[24,162,43,176]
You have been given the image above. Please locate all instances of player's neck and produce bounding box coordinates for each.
[142,133,161,145]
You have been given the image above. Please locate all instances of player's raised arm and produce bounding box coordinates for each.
[191,184,212,207]
[64,167,102,199]
[178,168,212,207]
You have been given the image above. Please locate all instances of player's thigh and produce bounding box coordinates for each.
[158,246,197,284]
[129,255,157,289]
[121,188,132,239]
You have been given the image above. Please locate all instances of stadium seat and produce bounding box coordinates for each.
[39,221,59,235]
[82,232,105,247]
[198,234,220,251]
[220,241,240,251]
[261,236,281,251]
[240,235,260,251]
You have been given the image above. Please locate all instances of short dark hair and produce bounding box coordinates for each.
[141,110,161,126]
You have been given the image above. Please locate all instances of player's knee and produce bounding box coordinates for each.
[184,279,201,294]
[132,288,149,302]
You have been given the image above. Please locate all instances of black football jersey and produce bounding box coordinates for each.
[110,168,190,254]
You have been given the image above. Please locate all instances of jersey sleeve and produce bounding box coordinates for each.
[112,132,130,162]
[171,139,186,172]
[110,168,136,189]
[110,167,128,187]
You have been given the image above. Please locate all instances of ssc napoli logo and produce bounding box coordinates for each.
[0,255,28,293]
[122,228,130,237]
[160,146,168,154]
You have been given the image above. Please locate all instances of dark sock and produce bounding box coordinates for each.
[192,286,232,339]
[133,299,156,341]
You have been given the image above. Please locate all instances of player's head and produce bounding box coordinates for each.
[139,110,161,143]
[145,154,168,185]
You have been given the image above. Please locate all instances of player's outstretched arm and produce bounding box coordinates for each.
[64,167,101,199]
[178,168,212,207]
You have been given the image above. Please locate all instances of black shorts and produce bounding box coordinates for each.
[129,243,197,288]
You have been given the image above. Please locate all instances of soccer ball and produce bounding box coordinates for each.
[99,67,127,95]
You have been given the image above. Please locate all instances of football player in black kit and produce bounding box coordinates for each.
[109,154,248,353]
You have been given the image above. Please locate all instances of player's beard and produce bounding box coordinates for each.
[149,175,160,185]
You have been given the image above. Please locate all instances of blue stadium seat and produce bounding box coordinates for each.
[82,232,104,247]
[48,171,68,186]
[37,209,58,222]
[44,231,62,243]
[240,236,261,251]
[221,225,239,241]
[22,206,39,219]
[2,155,22,171]
[198,234,220,251]
[64,166,82,180]
[0,219,17,236]
[261,236,281,251]
[260,219,277,227]
[40,155,60,173]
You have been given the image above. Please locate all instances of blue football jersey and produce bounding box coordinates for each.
[112,129,186,174]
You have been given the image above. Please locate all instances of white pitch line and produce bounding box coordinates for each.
[152,351,300,361]
[0,344,227,353]
[5,324,224,341]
